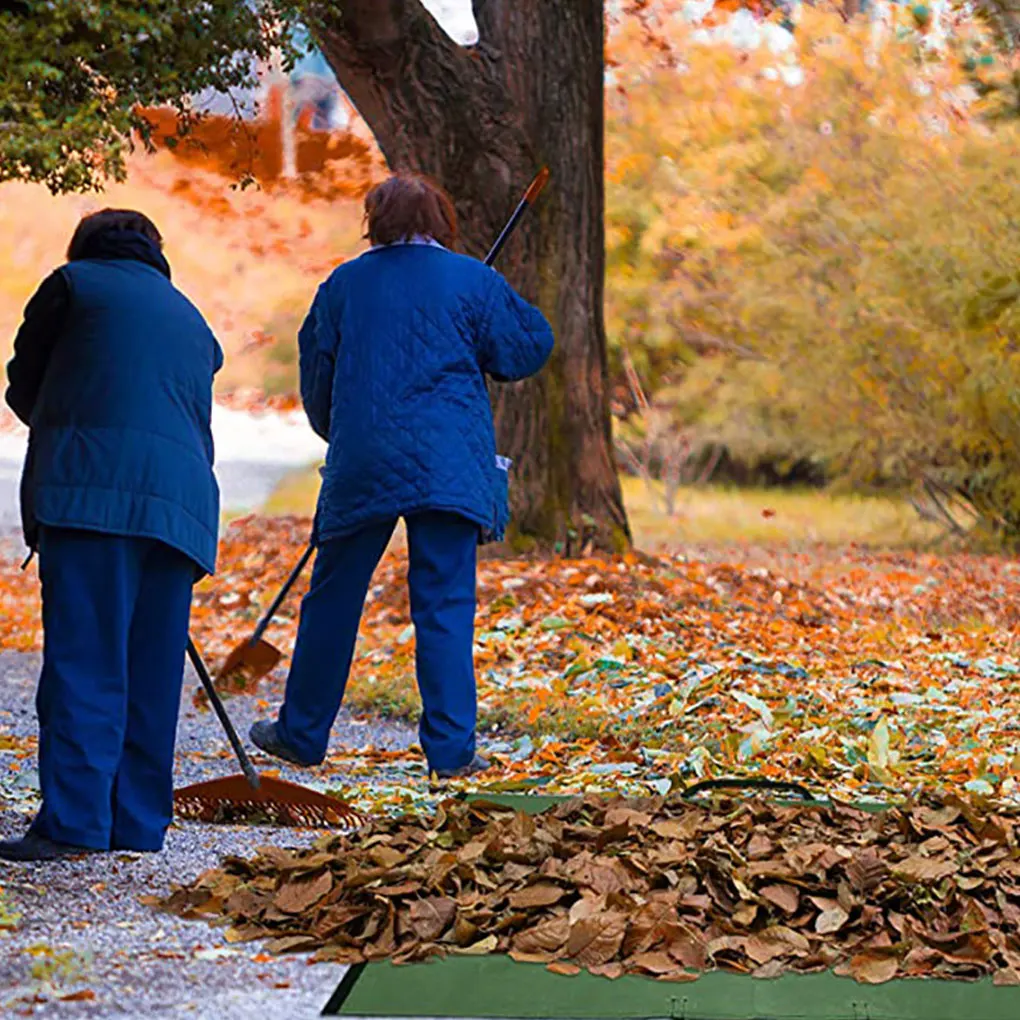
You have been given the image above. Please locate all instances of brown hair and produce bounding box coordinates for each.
[67,209,163,261]
[364,174,457,249]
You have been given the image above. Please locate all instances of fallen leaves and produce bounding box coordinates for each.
[4,516,1020,814]
[157,792,1020,986]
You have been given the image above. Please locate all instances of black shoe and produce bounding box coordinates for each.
[432,753,492,781]
[249,719,321,767]
[0,832,95,862]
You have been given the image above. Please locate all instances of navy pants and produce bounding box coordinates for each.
[277,511,478,771]
[31,527,194,851]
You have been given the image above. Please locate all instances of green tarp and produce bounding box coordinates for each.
[322,788,1019,1019]
[324,954,1018,1019]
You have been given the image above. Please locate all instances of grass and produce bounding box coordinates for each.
[262,465,943,551]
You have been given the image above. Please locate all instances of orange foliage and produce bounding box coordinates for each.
[137,85,384,200]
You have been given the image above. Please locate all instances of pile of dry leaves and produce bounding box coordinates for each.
[157,793,1020,986]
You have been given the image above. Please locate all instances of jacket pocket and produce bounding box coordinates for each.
[481,455,512,545]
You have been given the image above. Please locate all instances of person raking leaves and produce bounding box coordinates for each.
[0,210,222,863]
[248,173,554,779]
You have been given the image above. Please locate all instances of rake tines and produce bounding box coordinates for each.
[174,774,366,830]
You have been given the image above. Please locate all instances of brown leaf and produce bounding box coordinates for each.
[273,870,333,915]
[651,818,698,841]
[588,962,626,980]
[760,884,800,915]
[369,845,407,869]
[815,906,850,935]
[628,951,677,975]
[547,961,582,976]
[920,930,993,964]
[409,897,457,941]
[745,934,790,966]
[766,926,811,954]
[266,934,321,954]
[510,950,559,964]
[513,916,571,955]
[752,959,787,980]
[851,953,900,985]
[846,849,888,892]
[567,912,628,968]
[732,902,759,928]
[374,881,422,897]
[746,833,775,860]
[59,990,96,1002]
[567,855,633,895]
[453,915,480,947]
[666,932,708,971]
[892,856,957,884]
[605,807,652,828]
[623,898,680,956]
[224,924,269,944]
[508,884,565,909]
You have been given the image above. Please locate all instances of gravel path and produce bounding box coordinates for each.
[0,650,418,1019]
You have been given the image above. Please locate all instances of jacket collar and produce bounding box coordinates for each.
[74,229,172,280]
[368,234,446,253]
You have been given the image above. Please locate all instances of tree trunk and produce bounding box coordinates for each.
[308,0,630,554]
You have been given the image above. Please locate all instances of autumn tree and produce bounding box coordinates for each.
[0,1,291,193]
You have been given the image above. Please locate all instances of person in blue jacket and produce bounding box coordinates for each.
[0,209,222,863]
[250,174,554,779]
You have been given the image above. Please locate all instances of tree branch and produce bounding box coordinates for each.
[310,0,463,79]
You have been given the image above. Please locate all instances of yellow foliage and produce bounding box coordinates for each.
[606,5,1020,536]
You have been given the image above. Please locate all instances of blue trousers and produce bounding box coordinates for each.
[277,511,478,771]
[31,527,194,851]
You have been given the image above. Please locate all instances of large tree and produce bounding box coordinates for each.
[301,2,629,554]
[0,0,630,553]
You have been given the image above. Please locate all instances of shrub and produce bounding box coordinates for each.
[607,4,1020,537]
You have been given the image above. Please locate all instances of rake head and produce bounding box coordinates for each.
[216,637,283,691]
[174,774,366,830]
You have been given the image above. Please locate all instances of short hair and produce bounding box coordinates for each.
[364,174,457,249]
[67,209,163,261]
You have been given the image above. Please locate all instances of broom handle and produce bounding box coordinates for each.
[249,543,315,645]
[484,166,549,268]
[244,168,552,640]
[187,638,261,790]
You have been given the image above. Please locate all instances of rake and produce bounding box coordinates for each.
[174,638,366,830]
[214,166,552,695]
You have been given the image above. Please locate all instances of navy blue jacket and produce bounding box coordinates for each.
[5,232,222,575]
[300,243,554,544]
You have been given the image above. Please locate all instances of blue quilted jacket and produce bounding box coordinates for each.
[5,236,222,575]
[300,243,554,543]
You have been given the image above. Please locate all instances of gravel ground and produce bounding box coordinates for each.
[0,650,419,1019]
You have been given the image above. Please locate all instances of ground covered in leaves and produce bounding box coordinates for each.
[3,515,1020,819]
[157,792,1020,987]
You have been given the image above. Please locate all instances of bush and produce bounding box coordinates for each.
[606,4,1020,537]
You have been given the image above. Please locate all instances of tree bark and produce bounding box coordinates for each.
[309,0,630,553]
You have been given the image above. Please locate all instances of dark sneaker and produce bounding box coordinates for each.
[0,832,95,863]
[249,719,321,767]
[432,753,492,781]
